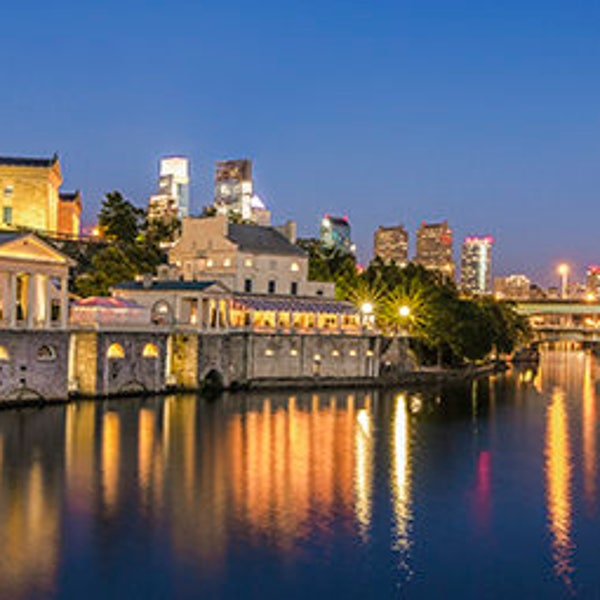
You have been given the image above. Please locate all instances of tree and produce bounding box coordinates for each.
[98,191,145,245]
[74,246,136,297]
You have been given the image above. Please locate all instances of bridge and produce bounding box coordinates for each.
[515,299,600,343]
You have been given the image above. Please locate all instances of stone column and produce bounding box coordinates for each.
[60,276,69,329]
[26,273,35,328]
[7,272,16,328]
[45,276,52,328]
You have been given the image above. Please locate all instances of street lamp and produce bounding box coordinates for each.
[557,263,569,299]
[360,302,374,329]
[398,305,411,318]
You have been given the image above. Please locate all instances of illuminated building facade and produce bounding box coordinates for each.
[0,155,81,237]
[460,236,493,295]
[373,225,409,265]
[586,266,600,299]
[415,221,454,278]
[169,215,334,297]
[213,159,271,225]
[320,215,353,255]
[493,274,531,300]
[160,156,190,218]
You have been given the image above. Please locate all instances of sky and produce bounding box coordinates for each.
[1,0,600,285]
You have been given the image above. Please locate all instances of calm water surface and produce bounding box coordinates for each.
[2,349,600,598]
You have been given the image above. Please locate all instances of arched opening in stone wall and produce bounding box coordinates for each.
[203,369,224,393]
[36,345,57,362]
[151,301,174,325]
[142,343,159,358]
[107,343,125,359]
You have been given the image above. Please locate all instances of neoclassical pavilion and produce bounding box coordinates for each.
[0,232,71,329]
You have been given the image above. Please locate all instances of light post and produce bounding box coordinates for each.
[361,302,374,331]
[398,305,411,336]
[557,263,569,299]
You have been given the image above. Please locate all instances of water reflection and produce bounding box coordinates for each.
[391,394,412,575]
[545,387,575,587]
[582,355,597,516]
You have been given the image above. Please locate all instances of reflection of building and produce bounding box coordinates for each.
[169,215,334,297]
[213,159,270,225]
[493,274,531,300]
[321,215,353,254]
[460,236,493,295]
[148,156,190,222]
[415,221,454,278]
[0,155,81,236]
[373,225,408,265]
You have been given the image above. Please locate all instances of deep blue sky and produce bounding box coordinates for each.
[2,0,599,284]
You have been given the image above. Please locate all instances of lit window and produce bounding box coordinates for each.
[332,349,340,357]
[223,258,231,267]
[142,343,159,358]
[349,349,357,357]
[291,262,299,272]
[244,258,253,267]
[314,354,322,361]
[290,348,298,356]
[265,348,274,356]
[366,350,374,357]
[107,343,125,359]
[0,345,9,361]
[206,259,214,268]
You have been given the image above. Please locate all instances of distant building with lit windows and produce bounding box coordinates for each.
[373,225,408,265]
[493,274,532,300]
[460,236,493,295]
[148,156,190,223]
[169,215,334,298]
[586,266,600,299]
[0,155,81,237]
[320,215,353,255]
[415,221,454,278]
[213,159,271,226]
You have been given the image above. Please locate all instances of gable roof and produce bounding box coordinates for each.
[0,154,59,168]
[113,279,229,292]
[227,224,306,257]
[0,231,73,266]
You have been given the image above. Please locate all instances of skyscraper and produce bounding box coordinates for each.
[415,221,454,278]
[460,236,493,295]
[320,215,353,254]
[213,159,271,225]
[159,156,190,218]
[373,225,409,265]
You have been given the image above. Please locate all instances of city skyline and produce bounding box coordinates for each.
[1,1,599,283]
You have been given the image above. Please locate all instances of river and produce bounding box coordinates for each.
[1,349,599,598]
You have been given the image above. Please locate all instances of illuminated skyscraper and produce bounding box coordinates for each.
[159,157,190,218]
[586,266,600,299]
[460,236,493,295]
[373,225,408,265]
[213,159,271,225]
[320,214,353,254]
[415,221,454,278]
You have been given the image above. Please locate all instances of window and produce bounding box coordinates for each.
[142,343,159,358]
[244,258,253,267]
[37,345,57,362]
[269,260,277,270]
[223,258,231,267]
[3,185,13,198]
[291,262,299,272]
[107,343,125,359]
[290,282,298,295]
[0,345,9,361]
[206,259,214,268]
[2,206,12,225]
[244,279,253,293]
[268,280,276,294]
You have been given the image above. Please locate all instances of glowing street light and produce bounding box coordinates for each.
[398,305,411,318]
[557,263,570,299]
[361,302,374,316]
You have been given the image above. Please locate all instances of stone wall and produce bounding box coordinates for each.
[0,330,69,402]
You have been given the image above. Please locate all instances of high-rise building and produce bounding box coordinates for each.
[415,221,454,278]
[320,215,353,254]
[159,156,190,218]
[586,266,600,299]
[373,225,409,265]
[493,274,531,300]
[460,236,493,295]
[213,159,271,225]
